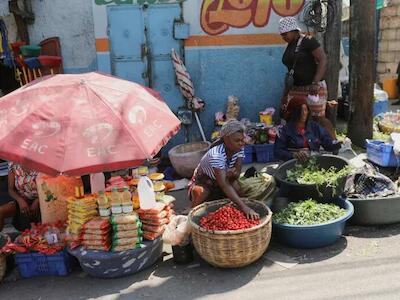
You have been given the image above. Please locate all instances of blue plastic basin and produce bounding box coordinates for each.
[272,198,354,249]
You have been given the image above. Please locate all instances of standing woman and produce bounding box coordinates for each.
[189,120,259,220]
[279,17,336,138]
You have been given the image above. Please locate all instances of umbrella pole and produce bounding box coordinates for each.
[194,112,207,142]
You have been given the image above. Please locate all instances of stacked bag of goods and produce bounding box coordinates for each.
[110,213,142,252]
[137,202,174,241]
[81,217,111,251]
[67,196,98,241]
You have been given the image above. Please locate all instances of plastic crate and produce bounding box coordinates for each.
[254,144,276,163]
[366,139,400,167]
[243,145,254,164]
[373,100,389,117]
[15,250,71,278]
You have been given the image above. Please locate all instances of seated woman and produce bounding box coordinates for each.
[274,98,341,162]
[189,120,259,220]
[0,162,40,232]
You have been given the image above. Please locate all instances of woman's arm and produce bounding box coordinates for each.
[312,47,327,83]
[314,123,341,152]
[8,171,29,213]
[274,129,294,161]
[214,168,259,219]
[227,156,242,181]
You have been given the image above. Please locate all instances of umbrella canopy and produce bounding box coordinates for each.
[0,72,180,176]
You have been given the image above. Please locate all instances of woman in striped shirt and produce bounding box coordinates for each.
[189,120,259,220]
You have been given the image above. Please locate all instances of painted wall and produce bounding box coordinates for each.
[0,0,97,74]
[92,0,307,143]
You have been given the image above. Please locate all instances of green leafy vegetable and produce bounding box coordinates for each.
[273,199,347,225]
[286,157,352,196]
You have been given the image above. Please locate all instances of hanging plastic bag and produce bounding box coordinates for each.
[163,215,191,246]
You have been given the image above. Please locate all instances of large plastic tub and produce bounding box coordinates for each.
[15,250,71,278]
[168,141,210,178]
[349,194,400,225]
[274,155,349,202]
[365,139,399,167]
[273,198,354,248]
[68,238,163,278]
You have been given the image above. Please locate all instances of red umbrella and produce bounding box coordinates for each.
[0,72,180,175]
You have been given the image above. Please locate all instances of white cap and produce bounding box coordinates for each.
[279,17,301,34]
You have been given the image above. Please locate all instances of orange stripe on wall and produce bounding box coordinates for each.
[96,38,109,52]
[184,34,286,47]
[95,33,285,52]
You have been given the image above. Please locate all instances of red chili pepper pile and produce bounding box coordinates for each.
[200,205,260,231]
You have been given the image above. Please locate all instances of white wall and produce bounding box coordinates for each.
[30,0,97,72]
[1,0,97,73]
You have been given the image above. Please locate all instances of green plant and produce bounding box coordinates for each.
[273,199,347,225]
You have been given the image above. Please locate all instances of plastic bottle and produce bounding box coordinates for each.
[138,176,157,209]
[110,187,122,214]
[97,191,111,217]
[121,187,133,213]
[132,190,140,210]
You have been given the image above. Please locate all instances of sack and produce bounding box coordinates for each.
[162,215,191,246]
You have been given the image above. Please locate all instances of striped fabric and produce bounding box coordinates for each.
[198,144,244,180]
[282,80,328,119]
[171,49,195,100]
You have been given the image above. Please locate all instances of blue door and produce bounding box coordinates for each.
[107,5,148,85]
[107,4,186,148]
[146,4,184,112]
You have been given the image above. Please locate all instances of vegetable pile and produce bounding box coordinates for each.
[286,157,352,194]
[239,173,275,203]
[273,199,347,225]
[200,205,260,231]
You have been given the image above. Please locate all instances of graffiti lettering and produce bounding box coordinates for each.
[95,0,183,5]
[201,0,305,35]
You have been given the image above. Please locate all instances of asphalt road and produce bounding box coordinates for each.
[2,222,400,300]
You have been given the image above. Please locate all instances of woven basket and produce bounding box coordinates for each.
[188,199,272,268]
[0,233,10,282]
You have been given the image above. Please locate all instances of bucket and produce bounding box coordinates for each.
[382,78,398,100]
[172,244,194,264]
[259,113,272,125]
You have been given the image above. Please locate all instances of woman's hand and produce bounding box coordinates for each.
[309,82,319,95]
[241,203,260,220]
[293,151,309,163]
[17,198,30,215]
[29,199,40,216]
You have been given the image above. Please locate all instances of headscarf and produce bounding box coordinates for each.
[211,119,245,148]
[220,119,245,138]
[279,17,301,34]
